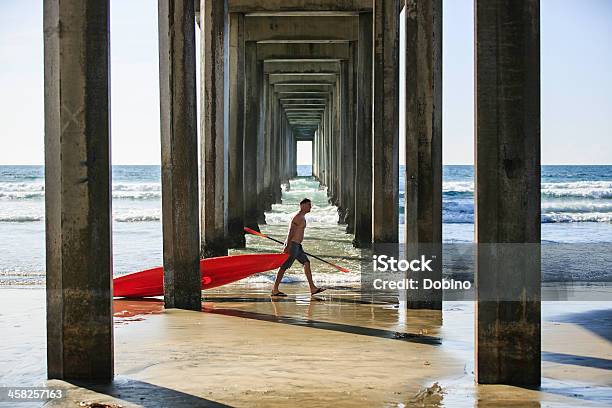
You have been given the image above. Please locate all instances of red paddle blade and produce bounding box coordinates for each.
[244,226,266,237]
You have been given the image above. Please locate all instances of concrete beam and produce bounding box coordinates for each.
[200,0,228,257]
[257,43,350,60]
[44,0,113,380]
[264,60,340,73]
[475,0,541,386]
[159,0,201,310]
[229,0,371,12]
[244,16,358,42]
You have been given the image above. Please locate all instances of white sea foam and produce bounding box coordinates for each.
[0,215,43,222]
[243,271,361,284]
[542,181,612,199]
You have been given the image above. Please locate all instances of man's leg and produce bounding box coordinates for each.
[303,262,319,294]
[272,267,287,295]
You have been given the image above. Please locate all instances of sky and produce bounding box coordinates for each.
[0,0,610,165]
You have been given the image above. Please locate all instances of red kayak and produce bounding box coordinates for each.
[113,253,288,298]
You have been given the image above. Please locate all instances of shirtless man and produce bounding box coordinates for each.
[271,198,325,297]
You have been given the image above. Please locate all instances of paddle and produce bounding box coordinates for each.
[244,227,350,273]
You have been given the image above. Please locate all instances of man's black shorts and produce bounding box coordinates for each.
[281,241,309,269]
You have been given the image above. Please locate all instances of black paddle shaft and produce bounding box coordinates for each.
[259,233,341,270]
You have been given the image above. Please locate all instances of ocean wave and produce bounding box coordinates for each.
[0,182,44,192]
[443,181,474,193]
[0,192,45,200]
[113,183,161,192]
[112,192,161,200]
[542,181,612,199]
[0,215,43,222]
[541,213,612,223]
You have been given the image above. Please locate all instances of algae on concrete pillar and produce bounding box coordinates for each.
[475,0,541,386]
[44,0,113,380]
[372,0,400,243]
[200,0,228,257]
[353,12,373,248]
[404,0,443,310]
[227,13,246,248]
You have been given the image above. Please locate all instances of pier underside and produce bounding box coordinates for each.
[43,0,542,389]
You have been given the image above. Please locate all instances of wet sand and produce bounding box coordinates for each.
[2,181,611,407]
[1,287,611,407]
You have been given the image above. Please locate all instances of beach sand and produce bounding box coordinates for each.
[2,181,611,407]
[1,286,611,408]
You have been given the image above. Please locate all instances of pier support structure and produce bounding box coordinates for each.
[372,0,400,244]
[200,0,229,257]
[475,0,541,386]
[404,0,443,310]
[44,0,113,381]
[353,12,373,248]
[42,0,543,387]
[158,0,201,309]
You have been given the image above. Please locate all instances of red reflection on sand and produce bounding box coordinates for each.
[113,298,164,323]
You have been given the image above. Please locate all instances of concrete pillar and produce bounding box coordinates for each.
[200,0,228,257]
[159,0,201,309]
[227,13,246,248]
[263,75,273,210]
[344,43,356,233]
[244,41,260,230]
[337,63,348,224]
[475,0,541,386]
[256,61,267,223]
[353,12,373,248]
[404,0,442,310]
[273,98,282,202]
[331,85,340,207]
[44,0,113,380]
[372,0,400,243]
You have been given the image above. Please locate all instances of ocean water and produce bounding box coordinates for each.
[0,164,610,285]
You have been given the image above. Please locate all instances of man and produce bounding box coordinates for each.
[271,198,326,297]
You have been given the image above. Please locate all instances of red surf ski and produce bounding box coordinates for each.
[113,253,288,298]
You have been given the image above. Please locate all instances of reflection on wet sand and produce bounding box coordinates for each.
[104,288,612,407]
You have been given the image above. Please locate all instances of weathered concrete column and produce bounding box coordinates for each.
[331,86,340,206]
[404,0,442,310]
[244,41,261,230]
[200,0,228,257]
[273,97,282,202]
[44,0,113,380]
[263,75,273,210]
[475,0,541,386]
[256,67,267,222]
[337,63,348,224]
[227,13,246,248]
[372,0,400,243]
[353,12,373,248]
[159,0,201,309]
[344,44,356,233]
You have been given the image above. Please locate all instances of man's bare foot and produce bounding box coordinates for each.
[310,287,326,296]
